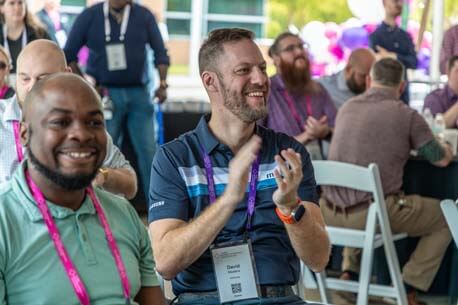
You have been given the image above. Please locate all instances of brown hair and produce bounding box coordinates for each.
[447,55,458,74]
[0,0,48,38]
[198,28,254,75]
[0,45,9,63]
[268,32,299,58]
[370,58,405,87]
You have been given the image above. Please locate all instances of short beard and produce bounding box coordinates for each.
[28,147,99,191]
[346,74,365,94]
[279,57,311,93]
[217,73,268,123]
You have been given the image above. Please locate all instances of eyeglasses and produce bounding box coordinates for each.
[0,61,8,70]
[280,43,309,54]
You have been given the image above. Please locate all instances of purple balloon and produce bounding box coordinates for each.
[417,48,430,72]
[339,27,369,50]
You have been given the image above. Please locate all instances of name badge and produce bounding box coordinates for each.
[211,240,260,303]
[106,43,127,71]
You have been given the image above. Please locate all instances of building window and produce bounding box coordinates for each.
[167,0,192,12]
[208,0,263,16]
[167,18,191,36]
[166,0,192,37]
[207,21,263,38]
[165,0,265,38]
[61,0,86,6]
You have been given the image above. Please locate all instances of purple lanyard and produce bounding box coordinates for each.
[281,90,313,132]
[201,146,260,231]
[25,171,131,305]
[12,121,24,162]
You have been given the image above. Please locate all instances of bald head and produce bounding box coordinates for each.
[344,48,376,94]
[16,40,69,105]
[23,73,101,122]
[17,39,66,72]
[348,48,376,70]
[21,73,107,192]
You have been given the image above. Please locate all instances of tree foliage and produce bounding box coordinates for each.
[267,0,353,38]
[267,0,458,39]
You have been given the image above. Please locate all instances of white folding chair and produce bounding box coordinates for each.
[300,161,408,305]
[440,199,458,305]
[441,199,458,248]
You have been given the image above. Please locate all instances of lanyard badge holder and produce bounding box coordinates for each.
[210,239,261,303]
[201,146,261,303]
[103,1,130,71]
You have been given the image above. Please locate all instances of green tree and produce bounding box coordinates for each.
[267,0,353,38]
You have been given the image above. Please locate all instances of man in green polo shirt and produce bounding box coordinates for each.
[0,73,165,304]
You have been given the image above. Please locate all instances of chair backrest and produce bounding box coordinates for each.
[312,160,392,234]
[440,199,458,248]
[312,160,385,208]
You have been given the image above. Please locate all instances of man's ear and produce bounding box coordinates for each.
[398,80,406,97]
[201,71,219,93]
[20,121,30,147]
[272,54,281,69]
[365,75,372,90]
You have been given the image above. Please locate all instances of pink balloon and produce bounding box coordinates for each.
[324,22,341,40]
[363,23,377,34]
[329,43,345,60]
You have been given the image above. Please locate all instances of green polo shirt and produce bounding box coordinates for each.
[0,162,159,305]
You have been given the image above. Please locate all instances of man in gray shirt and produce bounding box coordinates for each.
[319,48,375,109]
[0,39,137,199]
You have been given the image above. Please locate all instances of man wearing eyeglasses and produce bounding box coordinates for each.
[259,32,337,159]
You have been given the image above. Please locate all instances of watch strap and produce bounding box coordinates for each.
[275,198,302,224]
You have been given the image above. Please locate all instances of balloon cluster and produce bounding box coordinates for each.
[300,0,431,76]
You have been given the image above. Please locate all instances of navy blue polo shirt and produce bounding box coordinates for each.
[148,115,318,296]
[64,3,170,87]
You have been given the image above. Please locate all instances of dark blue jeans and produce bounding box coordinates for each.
[174,291,323,305]
[105,86,156,198]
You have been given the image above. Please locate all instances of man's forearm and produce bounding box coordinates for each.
[284,202,330,272]
[444,103,458,128]
[103,168,138,199]
[157,64,168,83]
[135,286,166,305]
[151,193,238,280]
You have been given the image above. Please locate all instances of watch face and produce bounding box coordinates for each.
[292,204,306,222]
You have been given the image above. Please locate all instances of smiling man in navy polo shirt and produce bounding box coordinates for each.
[148,28,330,305]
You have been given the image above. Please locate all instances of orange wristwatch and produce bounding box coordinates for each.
[275,198,305,224]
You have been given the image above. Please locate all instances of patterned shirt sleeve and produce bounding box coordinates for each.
[423,90,446,116]
[409,110,435,150]
[102,132,133,170]
[148,144,190,223]
[440,26,458,74]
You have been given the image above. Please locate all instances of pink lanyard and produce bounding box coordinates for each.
[25,171,131,305]
[12,121,24,162]
[0,85,8,99]
[281,90,313,131]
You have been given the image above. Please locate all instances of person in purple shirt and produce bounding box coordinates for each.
[423,56,458,128]
[260,32,336,147]
[440,25,458,75]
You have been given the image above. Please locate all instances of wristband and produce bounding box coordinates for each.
[275,198,303,224]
